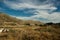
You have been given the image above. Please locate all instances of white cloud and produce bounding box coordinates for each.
[11,10,60,23]
[3,0,60,23]
[4,0,57,10]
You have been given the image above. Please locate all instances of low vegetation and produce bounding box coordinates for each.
[0,13,60,40]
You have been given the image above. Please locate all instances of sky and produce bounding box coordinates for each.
[0,0,60,23]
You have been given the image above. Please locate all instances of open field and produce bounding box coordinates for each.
[0,13,60,40]
[0,25,60,40]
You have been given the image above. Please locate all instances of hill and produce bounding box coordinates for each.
[0,12,60,40]
[0,13,43,27]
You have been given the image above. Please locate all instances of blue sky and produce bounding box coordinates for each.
[0,0,60,23]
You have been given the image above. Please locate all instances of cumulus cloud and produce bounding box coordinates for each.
[3,0,60,23]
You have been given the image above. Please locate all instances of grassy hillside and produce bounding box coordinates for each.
[0,13,43,27]
[0,13,60,40]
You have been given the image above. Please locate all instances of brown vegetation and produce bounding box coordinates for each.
[0,13,60,40]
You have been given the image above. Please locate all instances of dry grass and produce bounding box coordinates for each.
[0,13,60,40]
[0,25,60,40]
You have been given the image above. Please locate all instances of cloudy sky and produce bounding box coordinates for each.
[0,0,60,23]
